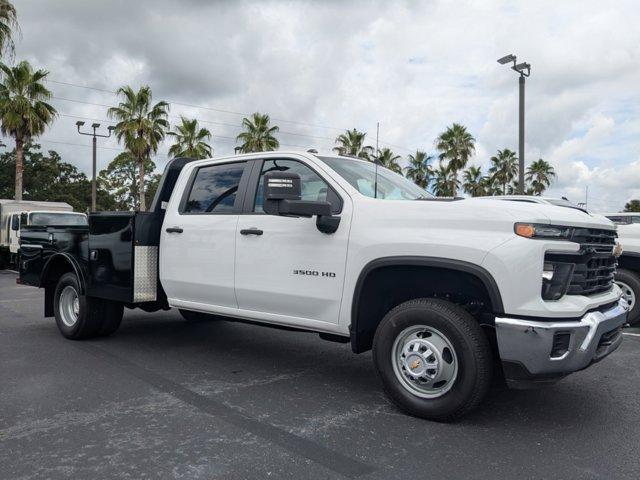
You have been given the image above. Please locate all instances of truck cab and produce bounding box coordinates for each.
[18,152,628,421]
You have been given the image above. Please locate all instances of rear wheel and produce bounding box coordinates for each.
[373,298,492,422]
[616,269,640,326]
[54,272,123,339]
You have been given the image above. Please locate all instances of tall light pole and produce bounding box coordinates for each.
[498,54,531,194]
[76,121,115,211]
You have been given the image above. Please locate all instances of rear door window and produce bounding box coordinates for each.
[183,162,247,213]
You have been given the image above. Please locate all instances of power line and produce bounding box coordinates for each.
[53,97,337,144]
[47,79,347,132]
[37,134,319,155]
[47,79,415,152]
[58,111,337,152]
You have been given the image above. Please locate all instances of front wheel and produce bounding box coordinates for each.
[616,269,640,326]
[373,298,492,422]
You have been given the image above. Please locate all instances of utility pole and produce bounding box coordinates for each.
[374,122,380,199]
[585,185,589,210]
[498,54,531,194]
[76,121,115,211]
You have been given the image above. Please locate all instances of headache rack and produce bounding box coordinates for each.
[546,227,618,297]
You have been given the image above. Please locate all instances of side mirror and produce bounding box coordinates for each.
[263,171,340,233]
[10,215,19,231]
[264,171,330,217]
[264,171,302,202]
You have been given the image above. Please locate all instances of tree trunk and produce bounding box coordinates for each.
[138,156,146,212]
[14,137,24,201]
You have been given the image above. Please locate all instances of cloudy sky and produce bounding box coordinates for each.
[10,0,640,211]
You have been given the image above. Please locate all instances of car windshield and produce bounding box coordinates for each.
[29,213,87,226]
[319,156,432,200]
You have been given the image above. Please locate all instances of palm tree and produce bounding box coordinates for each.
[526,158,556,195]
[0,61,57,201]
[432,162,460,197]
[404,150,433,189]
[333,128,374,159]
[489,149,518,195]
[0,1,18,59]
[108,85,169,211]
[462,166,485,197]
[435,123,475,196]
[508,180,536,196]
[374,147,402,174]
[235,112,279,153]
[168,116,212,159]
[480,176,501,196]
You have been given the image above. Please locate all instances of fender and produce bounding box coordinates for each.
[41,253,87,295]
[350,256,505,353]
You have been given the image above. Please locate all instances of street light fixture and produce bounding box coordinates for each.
[498,53,531,194]
[497,54,516,65]
[76,121,115,211]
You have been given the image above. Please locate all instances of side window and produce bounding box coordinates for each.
[183,162,246,213]
[254,159,341,213]
[607,216,630,225]
[632,217,640,224]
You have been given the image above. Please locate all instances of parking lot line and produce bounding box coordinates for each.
[73,343,376,479]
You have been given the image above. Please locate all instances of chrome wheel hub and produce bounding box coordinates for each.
[59,285,79,327]
[617,281,636,311]
[392,326,458,398]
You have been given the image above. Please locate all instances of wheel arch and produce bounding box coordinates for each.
[349,256,504,353]
[41,254,87,317]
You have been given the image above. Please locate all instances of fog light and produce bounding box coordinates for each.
[542,262,554,281]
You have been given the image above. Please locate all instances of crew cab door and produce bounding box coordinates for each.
[160,160,251,311]
[235,157,351,327]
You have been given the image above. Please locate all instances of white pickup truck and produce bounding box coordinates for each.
[602,212,640,325]
[19,152,627,421]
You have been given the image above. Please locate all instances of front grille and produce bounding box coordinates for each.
[545,227,617,297]
[570,228,617,253]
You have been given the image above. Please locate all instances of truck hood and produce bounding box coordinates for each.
[357,197,616,233]
[458,198,616,230]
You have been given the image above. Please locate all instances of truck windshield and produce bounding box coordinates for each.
[29,213,88,226]
[319,156,432,200]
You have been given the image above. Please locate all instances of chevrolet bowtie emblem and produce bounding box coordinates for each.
[614,242,623,258]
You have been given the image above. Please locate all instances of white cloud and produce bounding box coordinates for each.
[6,0,640,211]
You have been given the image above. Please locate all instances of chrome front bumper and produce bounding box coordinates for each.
[495,299,628,388]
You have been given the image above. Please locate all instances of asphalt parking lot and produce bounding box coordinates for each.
[1,270,639,479]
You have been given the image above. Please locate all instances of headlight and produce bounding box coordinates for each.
[515,223,572,239]
[541,261,574,300]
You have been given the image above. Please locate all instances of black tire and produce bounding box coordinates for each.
[616,269,640,326]
[97,301,124,337]
[372,298,492,422]
[53,272,124,339]
[179,309,218,322]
